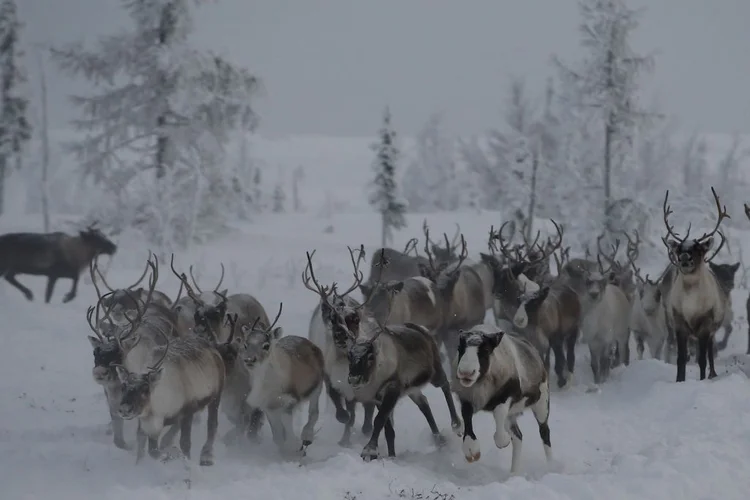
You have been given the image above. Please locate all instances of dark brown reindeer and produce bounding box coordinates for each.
[0,223,117,303]
[661,187,729,382]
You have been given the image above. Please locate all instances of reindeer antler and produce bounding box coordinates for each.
[170,255,200,303]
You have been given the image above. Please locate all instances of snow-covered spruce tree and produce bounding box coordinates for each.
[0,0,31,216]
[554,0,654,235]
[368,106,407,247]
[272,181,286,213]
[51,0,259,250]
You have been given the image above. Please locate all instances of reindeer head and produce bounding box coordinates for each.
[169,256,226,335]
[626,244,662,314]
[662,187,729,275]
[89,252,152,330]
[114,328,170,420]
[79,223,117,256]
[240,303,283,371]
[302,245,384,350]
[347,333,379,388]
[418,221,464,279]
[708,261,740,293]
[87,334,123,385]
[513,286,550,330]
[455,328,505,387]
[86,255,160,375]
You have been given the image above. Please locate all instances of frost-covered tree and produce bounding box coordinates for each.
[369,106,407,247]
[402,112,460,212]
[51,0,259,249]
[555,0,654,232]
[291,164,304,213]
[0,0,31,216]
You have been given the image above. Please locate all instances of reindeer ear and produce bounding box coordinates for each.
[699,237,714,253]
[417,263,432,278]
[359,284,371,298]
[730,262,740,273]
[219,288,229,297]
[271,327,283,339]
[484,330,505,349]
[147,368,163,385]
[479,253,495,267]
[240,324,251,336]
[389,282,404,294]
[320,301,334,321]
[88,336,102,348]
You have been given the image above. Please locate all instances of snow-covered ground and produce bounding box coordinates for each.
[2,210,750,500]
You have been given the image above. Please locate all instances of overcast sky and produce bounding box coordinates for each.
[20,0,750,138]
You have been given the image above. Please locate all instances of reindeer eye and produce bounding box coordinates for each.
[262,342,270,351]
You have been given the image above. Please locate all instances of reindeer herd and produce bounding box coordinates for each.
[1,188,749,477]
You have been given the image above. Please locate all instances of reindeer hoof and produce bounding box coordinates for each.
[24,292,33,301]
[462,436,481,463]
[708,371,718,380]
[452,420,464,437]
[335,408,350,424]
[199,454,214,466]
[62,294,74,303]
[361,423,373,436]
[338,438,352,448]
[361,446,379,462]
[432,433,448,448]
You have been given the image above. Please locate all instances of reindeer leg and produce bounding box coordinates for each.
[339,399,357,447]
[5,273,33,301]
[246,407,265,442]
[707,337,718,379]
[135,421,147,464]
[44,276,58,304]
[507,418,523,475]
[564,329,577,385]
[550,337,567,388]
[408,391,445,447]
[361,402,375,436]
[531,378,553,462]
[110,413,130,450]
[301,383,323,447]
[383,415,396,458]
[200,396,220,466]
[63,275,80,303]
[361,384,399,462]
[431,356,462,434]
[675,332,688,382]
[178,412,194,460]
[460,399,480,462]
[324,376,350,424]
[635,333,645,360]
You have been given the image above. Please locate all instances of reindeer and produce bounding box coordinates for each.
[304,248,378,445]
[660,187,729,382]
[628,258,668,361]
[509,222,581,389]
[85,255,180,450]
[170,261,227,333]
[418,227,486,368]
[114,324,225,465]
[576,255,632,384]
[452,325,552,474]
[484,221,563,324]
[167,258,270,443]
[91,252,177,334]
[332,309,462,461]
[0,223,117,303]
[708,261,740,351]
[240,303,325,456]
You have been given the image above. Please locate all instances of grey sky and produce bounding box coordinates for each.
[20,0,750,138]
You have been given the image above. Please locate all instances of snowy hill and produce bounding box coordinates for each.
[1,209,750,500]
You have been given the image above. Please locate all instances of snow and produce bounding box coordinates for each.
[2,210,750,500]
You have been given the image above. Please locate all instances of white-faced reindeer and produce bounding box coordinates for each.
[628,258,668,361]
[332,298,463,461]
[452,325,552,474]
[661,187,729,382]
[240,303,326,456]
[114,324,225,465]
[304,247,378,445]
